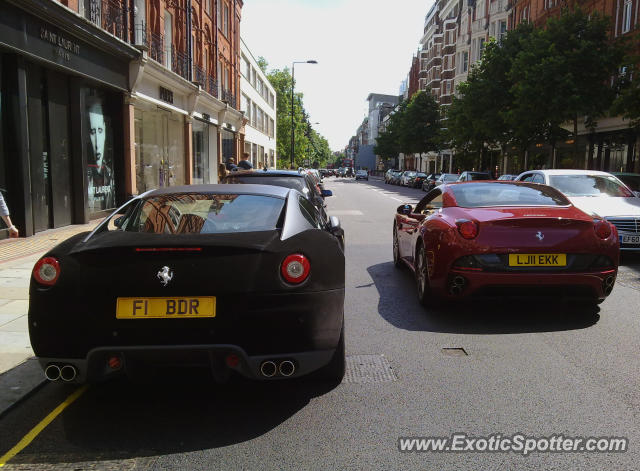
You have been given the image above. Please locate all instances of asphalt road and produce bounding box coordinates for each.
[1,176,639,470]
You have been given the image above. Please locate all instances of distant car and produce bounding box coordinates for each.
[400,171,417,186]
[355,170,369,181]
[385,169,397,183]
[515,169,640,252]
[390,171,403,185]
[412,173,429,189]
[425,173,459,191]
[611,172,640,197]
[421,173,442,192]
[222,169,332,223]
[458,171,492,182]
[29,184,346,384]
[498,174,518,181]
[393,181,618,306]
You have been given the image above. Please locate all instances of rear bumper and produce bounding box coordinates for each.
[36,344,336,384]
[436,269,617,302]
[30,289,344,362]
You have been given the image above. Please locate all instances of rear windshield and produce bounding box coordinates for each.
[222,175,306,194]
[451,183,570,208]
[122,193,285,234]
[616,175,640,191]
[549,174,634,197]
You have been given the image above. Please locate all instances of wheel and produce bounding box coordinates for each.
[416,244,430,306]
[313,321,345,382]
[393,226,401,268]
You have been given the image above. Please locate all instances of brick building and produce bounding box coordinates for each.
[0,0,245,238]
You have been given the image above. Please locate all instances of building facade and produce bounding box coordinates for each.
[240,37,277,169]
[0,0,244,238]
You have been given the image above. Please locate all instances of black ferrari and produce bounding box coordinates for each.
[29,185,345,383]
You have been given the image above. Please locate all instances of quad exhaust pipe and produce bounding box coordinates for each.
[44,364,77,382]
[449,275,467,296]
[260,360,296,378]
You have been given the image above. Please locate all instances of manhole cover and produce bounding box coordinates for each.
[441,347,468,357]
[344,354,397,383]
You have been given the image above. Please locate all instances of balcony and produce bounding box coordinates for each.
[172,49,190,80]
[472,18,488,34]
[84,0,127,42]
[148,32,164,64]
[221,88,237,108]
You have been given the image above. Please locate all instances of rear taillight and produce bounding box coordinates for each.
[33,257,60,286]
[594,220,612,239]
[281,254,310,284]
[456,219,479,239]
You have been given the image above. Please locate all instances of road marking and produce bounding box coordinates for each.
[0,385,88,467]
[328,210,364,216]
[390,197,403,202]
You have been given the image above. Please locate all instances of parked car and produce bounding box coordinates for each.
[222,170,332,223]
[392,181,618,306]
[611,172,640,197]
[385,169,398,184]
[411,172,428,188]
[515,169,640,251]
[400,171,417,186]
[424,173,459,191]
[355,170,369,181]
[498,174,518,181]
[389,171,403,185]
[29,184,346,384]
[457,171,492,182]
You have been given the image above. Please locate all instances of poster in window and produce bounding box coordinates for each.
[84,89,115,212]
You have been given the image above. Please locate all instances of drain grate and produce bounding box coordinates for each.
[344,354,397,383]
[441,347,468,357]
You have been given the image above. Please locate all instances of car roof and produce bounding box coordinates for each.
[526,169,613,176]
[144,184,291,199]
[223,169,306,178]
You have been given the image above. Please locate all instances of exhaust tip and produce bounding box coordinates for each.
[603,276,615,295]
[60,365,77,382]
[279,360,295,377]
[260,361,277,378]
[449,275,467,296]
[45,364,61,381]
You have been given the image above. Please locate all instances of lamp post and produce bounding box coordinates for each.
[291,60,317,168]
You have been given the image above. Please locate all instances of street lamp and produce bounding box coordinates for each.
[291,60,317,168]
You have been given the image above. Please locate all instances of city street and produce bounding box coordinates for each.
[1,176,640,470]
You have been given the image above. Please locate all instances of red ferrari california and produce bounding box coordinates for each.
[392,181,619,305]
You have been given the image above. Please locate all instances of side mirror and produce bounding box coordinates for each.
[113,216,125,228]
[397,204,413,215]
[329,216,341,231]
[321,189,333,198]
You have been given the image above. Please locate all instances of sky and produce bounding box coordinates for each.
[241,0,434,152]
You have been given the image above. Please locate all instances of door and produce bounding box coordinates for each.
[47,70,72,228]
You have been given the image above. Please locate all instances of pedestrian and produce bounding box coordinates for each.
[218,163,228,180]
[237,152,253,170]
[226,157,238,171]
[0,192,19,238]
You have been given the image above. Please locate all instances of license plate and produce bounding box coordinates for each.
[116,297,216,319]
[620,235,640,245]
[508,254,566,267]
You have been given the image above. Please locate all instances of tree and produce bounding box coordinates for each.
[374,101,407,163]
[400,91,441,155]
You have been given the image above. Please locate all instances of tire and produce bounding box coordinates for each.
[313,321,345,382]
[416,244,430,306]
[393,226,401,268]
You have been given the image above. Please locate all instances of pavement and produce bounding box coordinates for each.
[0,220,102,415]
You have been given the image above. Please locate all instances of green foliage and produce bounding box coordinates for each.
[374,101,407,159]
[256,56,269,74]
[400,91,441,154]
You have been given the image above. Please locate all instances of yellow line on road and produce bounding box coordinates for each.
[0,385,88,467]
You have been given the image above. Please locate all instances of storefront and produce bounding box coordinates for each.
[0,0,140,237]
[191,117,218,184]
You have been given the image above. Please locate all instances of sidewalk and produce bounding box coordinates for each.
[0,220,101,414]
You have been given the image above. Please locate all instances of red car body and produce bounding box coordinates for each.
[393,182,619,304]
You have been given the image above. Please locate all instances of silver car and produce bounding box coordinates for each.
[516,169,640,251]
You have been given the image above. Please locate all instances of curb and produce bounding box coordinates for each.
[0,358,46,418]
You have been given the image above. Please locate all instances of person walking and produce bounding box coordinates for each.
[0,192,19,238]
[237,152,253,170]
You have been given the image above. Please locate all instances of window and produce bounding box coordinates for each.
[251,103,257,127]
[205,0,211,15]
[462,51,469,72]
[451,183,570,208]
[223,3,230,37]
[242,55,250,78]
[164,10,172,70]
[241,94,249,115]
[298,196,321,229]
[479,38,485,60]
[498,21,507,42]
[622,0,632,33]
